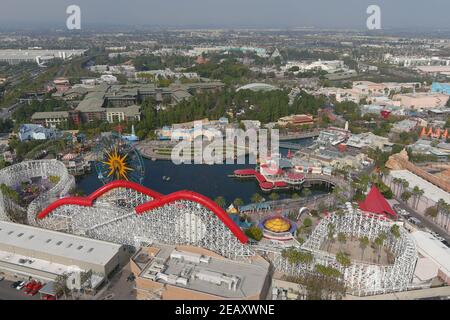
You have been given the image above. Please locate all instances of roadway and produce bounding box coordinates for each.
[345,286,450,300]
[0,102,21,119]
[393,198,450,244]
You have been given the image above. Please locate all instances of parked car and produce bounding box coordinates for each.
[42,294,56,300]
[23,280,36,294]
[11,280,22,289]
[408,217,421,226]
[16,281,26,290]
[29,282,43,296]
[0,276,4,281]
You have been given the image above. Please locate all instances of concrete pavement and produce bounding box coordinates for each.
[0,279,40,300]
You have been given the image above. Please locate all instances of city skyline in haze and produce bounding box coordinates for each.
[0,0,449,31]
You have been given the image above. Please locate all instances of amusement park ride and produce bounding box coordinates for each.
[94,129,145,184]
[0,125,418,297]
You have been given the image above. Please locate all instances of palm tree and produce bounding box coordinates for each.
[374,233,386,264]
[332,186,345,206]
[392,177,402,196]
[233,198,244,208]
[291,192,300,200]
[336,252,351,268]
[327,223,335,250]
[251,193,263,204]
[359,236,369,260]
[337,232,346,251]
[442,203,450,231]
[335,209,345,217]
[401,179,409,195]
[391,177,400,194]
[401,190,412,203]
[390,224,401,238]
[425,206,439,222]
[301,187,312,198]
[437,199,448,227]
[214,196,226,208]
[417,188,425,209]
[412,186,424,210]
[374,236,383,264]
[269,192,279,202]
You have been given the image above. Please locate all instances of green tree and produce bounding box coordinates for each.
[374,233,386,264]
[327,223,335,250]
[318,201,327,213]
[337,232,347,250]
[359,236,369,260]
[401,190,412,203]
[214,196,226,208]
[425,206,439,221]
[301,188,312,198]
[233,198,244,208]
[336,252,351,268]
[54,273,70,300]
[269,192,280,201]
[251,193,263,204]
[412,186,424,209]
[390,224,401,238]
[80,270,93,289]
[0,183,19,203]
[303,217,313,228]
[48,175,60,184]
[245,226,263,241]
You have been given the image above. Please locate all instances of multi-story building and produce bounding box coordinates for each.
[0,49,86,65]
[31,111,69,128]
[0,221,125,288]
[278,114,314,127]
[70,82,223,124]
[346,132,393,152]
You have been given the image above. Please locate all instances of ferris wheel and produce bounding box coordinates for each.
[94,133,145,185]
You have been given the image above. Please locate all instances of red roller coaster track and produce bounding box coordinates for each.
[37,180,248,243]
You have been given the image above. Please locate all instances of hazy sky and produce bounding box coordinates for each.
[0,0,449,29]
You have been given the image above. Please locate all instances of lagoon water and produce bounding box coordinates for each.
[76,138,326,204]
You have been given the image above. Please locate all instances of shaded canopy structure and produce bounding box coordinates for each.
[358,185,397,219]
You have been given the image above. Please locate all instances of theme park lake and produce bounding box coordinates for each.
[76,138,329,204]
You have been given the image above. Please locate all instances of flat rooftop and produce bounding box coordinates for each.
[390,170,450,203]
[0,49,86,60]
[0,248,78,279]
[139,245,269,299]
[0,221,122,266]
[411,231,450,277]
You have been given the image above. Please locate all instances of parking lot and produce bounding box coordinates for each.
[0,279,41,300]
